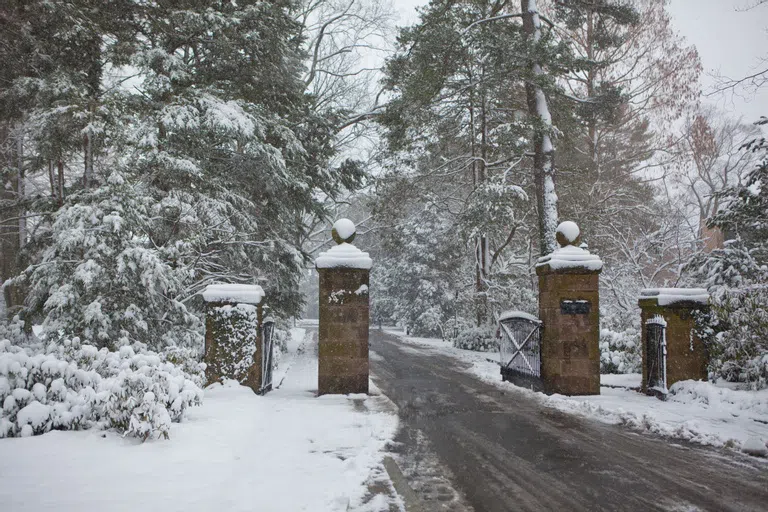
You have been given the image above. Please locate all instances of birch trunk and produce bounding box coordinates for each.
[522,0,559,255]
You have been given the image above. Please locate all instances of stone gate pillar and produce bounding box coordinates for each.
[315,219,372,395]
[202,283,265,393]
[639,288,709,395]
[536,221,603,395]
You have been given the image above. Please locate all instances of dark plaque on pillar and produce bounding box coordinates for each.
[316,219,372,395]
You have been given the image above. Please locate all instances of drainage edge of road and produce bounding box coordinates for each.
[383,455,425,512]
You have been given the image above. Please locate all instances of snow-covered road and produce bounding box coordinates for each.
[0,329,400,512]
[371,329,768,512]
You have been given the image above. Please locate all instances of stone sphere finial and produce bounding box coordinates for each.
[555,221,581,248]
[331,218,356,244]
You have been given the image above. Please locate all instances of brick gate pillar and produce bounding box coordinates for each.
[201,284,265,392]
[536,221,603,395]
[638,288,709,395]
[315,219,372,395]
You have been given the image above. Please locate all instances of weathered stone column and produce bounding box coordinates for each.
[315,219,372,395]
[202,284,265,393]
[639,288,709,395]
[536,221,603,395]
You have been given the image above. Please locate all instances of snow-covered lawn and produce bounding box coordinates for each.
[386,331,768,456]
[0,328,401,512]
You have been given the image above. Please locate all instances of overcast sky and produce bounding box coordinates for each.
[390,0,768,123]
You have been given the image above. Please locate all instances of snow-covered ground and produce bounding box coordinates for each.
[386,331,768,456]
[0,328,401,512]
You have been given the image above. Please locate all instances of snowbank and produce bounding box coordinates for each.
[0,331,400,512]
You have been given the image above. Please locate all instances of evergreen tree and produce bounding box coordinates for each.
[4,1,363,349]
[690,119,768,388]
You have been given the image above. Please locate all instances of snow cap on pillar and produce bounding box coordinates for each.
[536,221,602,272]
[316,219,372,269]
[201,283,265,304]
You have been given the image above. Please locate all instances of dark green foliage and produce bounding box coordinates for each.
[2,1,364,348]
[690,118,768,388]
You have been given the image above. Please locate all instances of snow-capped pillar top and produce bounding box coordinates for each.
[315,219,372,270]
[201,283,265,305]
[536,221,602,273]
[638,288,709,308]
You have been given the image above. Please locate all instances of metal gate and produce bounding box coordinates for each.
[645,315,667,395]
[260,316,275,394]
[498,312,542,388]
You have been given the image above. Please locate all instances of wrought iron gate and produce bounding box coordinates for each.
[498,312,543,388]
[260,316,275,394]
[645,315,667,394]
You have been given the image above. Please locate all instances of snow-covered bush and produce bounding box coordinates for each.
[443,317,473,341]
[688,138,768,389]
[163,344,206,388]
[451,326,498,352]
[0,337,203,439]
[599,327,641,374]
[272,327,289,354]
[697,286,768,390]
[0,316,36,348]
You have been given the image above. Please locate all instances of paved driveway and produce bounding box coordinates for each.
[370,330,768,512]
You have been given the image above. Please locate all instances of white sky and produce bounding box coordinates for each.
[391,0,768,123]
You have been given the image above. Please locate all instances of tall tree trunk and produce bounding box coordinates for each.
[586,10,599,170]
[48,161,56,197]
[0,123,24,319]
[522,0,559,256]
[83,131,92,188]
[58,160,65,204]
[83,101,95,188]
[17,128,26,249]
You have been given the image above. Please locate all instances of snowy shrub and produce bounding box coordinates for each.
[599,327,641,374]
[688,145,768,390]
[443,317,473,341]
[451,326,498,352]
[0,337,203,440]
[270,327,290,371]
[273,328,289,354]
[163,345,205,388]
[697,286,768,390]
[0,316,37,348]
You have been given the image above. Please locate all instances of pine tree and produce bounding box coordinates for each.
[690,119,768,388]
[6,1,363,349]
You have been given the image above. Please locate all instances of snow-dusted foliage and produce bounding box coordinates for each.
[450,326,498,353]
[599,327,641,374]
[372,205,467,338]
[2,0,364,357]
[24,175,201,350]
[0,337,203,439]
[690,132,768,389]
